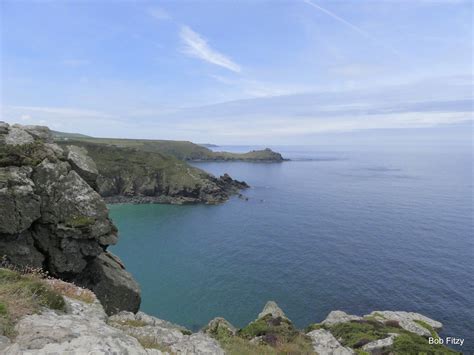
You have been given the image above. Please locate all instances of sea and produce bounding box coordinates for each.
[109,144,473,352]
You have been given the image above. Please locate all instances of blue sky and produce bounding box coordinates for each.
[1,0,472,144]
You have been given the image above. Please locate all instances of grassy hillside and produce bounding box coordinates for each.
[53,134,284,162]
[57,140,248,204]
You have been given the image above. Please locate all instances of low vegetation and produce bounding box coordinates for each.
[55,135,283,162]
[207,314,314,354]
[0,268,65,337]
[328,319,458,354]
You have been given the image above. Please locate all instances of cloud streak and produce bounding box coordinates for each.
[303,0,401,57]
[180,26,241,73]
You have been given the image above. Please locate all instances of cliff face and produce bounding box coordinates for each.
[57,140,249,204]
[0,122,140,315]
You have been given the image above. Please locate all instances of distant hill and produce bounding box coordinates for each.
[54,134,285,162]
[198,143,220,148]
[51,130,92,139]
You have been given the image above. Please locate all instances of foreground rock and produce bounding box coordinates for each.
[367,310,442,337]
[0,122,140,314]
[307,329,354,355]
[2,278,223,355]
[321,310,362,326]
[109,311,224,354]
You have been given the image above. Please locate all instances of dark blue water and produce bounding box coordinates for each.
[109,145,473,352]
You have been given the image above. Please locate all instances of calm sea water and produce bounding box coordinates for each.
[109,144,473,352]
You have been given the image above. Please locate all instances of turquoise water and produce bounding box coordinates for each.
[109,145,473,351]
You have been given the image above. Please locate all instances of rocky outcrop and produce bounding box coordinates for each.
[322,310,363,326]
[204,317,237,337]
[362,334,398,354]
[109,311,224,354]
[307,329,355,355]
[3,294,161,354]
[367,310,442,337]
[57,140,250,205]
[0,122,140,315]
[257,300,288,320]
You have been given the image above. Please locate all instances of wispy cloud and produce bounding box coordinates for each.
[180,26,241,73]
[148,7,171,21]
[303,0,401,57]
[7,105,113,118]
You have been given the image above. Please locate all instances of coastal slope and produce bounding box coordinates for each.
[57,140,249,204]
[53,134,285,162]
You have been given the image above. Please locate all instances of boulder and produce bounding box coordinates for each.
[109,311,224,354]
[3,297,160,355]
[76,252,141,315]
[362,334,398,354]
[367,311,442,337]
[322,310,362,326]
[307,329,355,355]
[258,300,288,320]
[4,127,34,146]
[65,145,99,188]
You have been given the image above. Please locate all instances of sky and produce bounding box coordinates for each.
[0,0,472,144]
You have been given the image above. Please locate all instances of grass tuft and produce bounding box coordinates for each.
[0,268,66,337]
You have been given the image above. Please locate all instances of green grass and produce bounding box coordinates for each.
[56,136,283,162]
[204,314,315,354]
[329,319,459,354]
[392,333,459,354]
[305,323,324,333]
[329,320,396,348]
[65,215,95,228]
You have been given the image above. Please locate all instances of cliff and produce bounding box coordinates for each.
[56,140,249,204]
[0,270,457,354]
[0,122,140,315]
[53,134,285,162]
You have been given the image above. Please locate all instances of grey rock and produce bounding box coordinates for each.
[75,252,141,315]
[367,311,442,337]
[0,335,11,351]
[17,125,53,143]
[258,300,288,320]
[109,311,224,354]
[3,302,160,355]
[322,310,362,326]
[65,145,99,188]
[170,332,224,355]
[4,127,34,146]
[0,123,140,315]
[362,334,398,354]
[0,166,40,234]
[307,329,355,355]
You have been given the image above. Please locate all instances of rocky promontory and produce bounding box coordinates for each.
[56,140,250,205]
[0,122,140,315]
